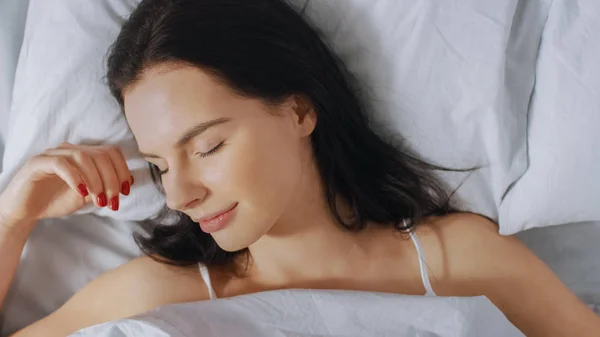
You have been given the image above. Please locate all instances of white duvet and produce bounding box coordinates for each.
[71,290,524,337]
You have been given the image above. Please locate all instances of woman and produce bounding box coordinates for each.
[0,0,598,335]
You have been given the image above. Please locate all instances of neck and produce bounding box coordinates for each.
[246,160,381,285]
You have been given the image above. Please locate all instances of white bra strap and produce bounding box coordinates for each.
[409,231,437,296]
[199,264,218,300]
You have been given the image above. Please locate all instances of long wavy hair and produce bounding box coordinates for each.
[106,0,457,269]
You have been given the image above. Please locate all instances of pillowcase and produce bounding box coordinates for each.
[499,0,600,234]
[0,0,163,221]
[302,0,549,223]
[0,0,30,166]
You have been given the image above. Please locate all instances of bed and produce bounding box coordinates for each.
[1,0,599,335]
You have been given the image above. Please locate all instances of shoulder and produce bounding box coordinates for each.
[14,257,210,337]
[418,212,500,239]
[415,212,509,264]
[413,213,600,335]
[413,212,531,296]
[75,256,210,313]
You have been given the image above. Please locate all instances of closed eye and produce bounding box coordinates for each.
[154,141,225,176]
[197,141,225,158]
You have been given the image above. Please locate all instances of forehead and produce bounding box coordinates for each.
[124,65,231,124]
[123,65,237,149]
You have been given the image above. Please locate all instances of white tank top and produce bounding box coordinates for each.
[198,229,436,300]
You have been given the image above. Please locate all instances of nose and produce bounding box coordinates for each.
[163,169,208,212]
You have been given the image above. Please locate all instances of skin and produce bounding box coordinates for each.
[1,64,599,336]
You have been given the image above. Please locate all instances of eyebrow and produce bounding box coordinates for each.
[140,117,231,159]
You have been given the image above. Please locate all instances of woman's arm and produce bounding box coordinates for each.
[0,143,135,326]
[11,256,211,337]
[421,214,600,337]
[0,214,36,309]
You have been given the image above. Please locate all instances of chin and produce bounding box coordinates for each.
[212,222,269,252]
[214,239,246,252]
[212,231,258,252]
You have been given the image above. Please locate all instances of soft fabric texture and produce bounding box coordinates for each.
[70,290,524,337]
[0,0,29,166]
[0,0,551,224]
[499,0,600,233]
[302,0,547,220]
[0,0,164,221]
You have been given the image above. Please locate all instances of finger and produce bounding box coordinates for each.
[91,151,121,211]
[43,148,105,207]
[33,155,86,198]
[71,149,104,203]
[105,146,132,196]
[57,142,74,149]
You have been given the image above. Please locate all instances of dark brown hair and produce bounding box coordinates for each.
[106,0,455,267]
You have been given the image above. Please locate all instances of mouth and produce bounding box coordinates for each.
[195,203,238,234]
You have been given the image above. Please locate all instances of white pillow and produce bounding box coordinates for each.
[499,0,600,234]
[0,0,163,221]
[1,0,551,225]
[0,0,29,164]
[303,0,549,222]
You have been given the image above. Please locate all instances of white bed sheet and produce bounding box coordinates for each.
[72,289,524,337]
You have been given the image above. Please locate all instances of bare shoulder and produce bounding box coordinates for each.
[14,256,209,337]
[414,213,600,335]
[93,255,209,305]
[418,212,500,239]
[412,212,530,296]
[65,256,210,317]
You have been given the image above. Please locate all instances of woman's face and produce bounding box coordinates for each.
[124,65,316,252]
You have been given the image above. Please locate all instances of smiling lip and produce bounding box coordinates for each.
[196,203,238,234]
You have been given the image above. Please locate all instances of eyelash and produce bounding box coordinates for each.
[197,141,225,159]
[157,141,225,176]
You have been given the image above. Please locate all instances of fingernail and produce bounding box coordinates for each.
[77,184,89,197]
[97,193,108,207]
[109,196,119,211]
[121,181,130,196]
[130,175,135,185]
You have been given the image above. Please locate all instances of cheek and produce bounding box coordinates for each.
[201,161,227,186]
[206,126,301,215]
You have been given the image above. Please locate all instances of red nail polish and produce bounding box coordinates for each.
[97,193,108,207]
[109,196,119,211]
[121,181,130,196]
[77,184,89,197]
[130,175,134,185]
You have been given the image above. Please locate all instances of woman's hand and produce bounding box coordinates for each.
[0,143,134,231]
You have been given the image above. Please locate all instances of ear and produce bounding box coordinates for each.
[290,95,317,137]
